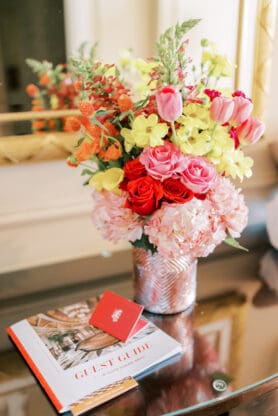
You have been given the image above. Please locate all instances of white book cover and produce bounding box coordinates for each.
[7,295,182,414]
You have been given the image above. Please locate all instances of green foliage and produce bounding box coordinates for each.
[132,234,157,254]
[26,58,53,75]
[155,19,201,85]
[81,168,95,176]
[78,41,98,60]
[224,237,248,252]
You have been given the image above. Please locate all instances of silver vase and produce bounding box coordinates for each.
[132,248,197,314]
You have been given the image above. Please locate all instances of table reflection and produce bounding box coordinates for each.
[0,287,277,416]
[94,297,236,416]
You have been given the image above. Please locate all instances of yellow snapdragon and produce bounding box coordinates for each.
[121,114,168,152]
[216,150,254,180]
[119,50,158,99]
[89,168,124,195]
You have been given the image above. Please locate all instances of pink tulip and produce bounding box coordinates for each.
[237,117,265,144]
[231,96,253,124]
[210,96,234,124]
[155,86,183,122]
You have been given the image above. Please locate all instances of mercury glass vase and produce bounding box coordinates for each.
[132,248,197,314]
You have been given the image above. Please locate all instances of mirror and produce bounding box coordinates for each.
[0,0,275,164]
[0,0,66,135]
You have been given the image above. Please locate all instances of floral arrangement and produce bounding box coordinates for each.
[67,20,265,260]
[25,59,79,133]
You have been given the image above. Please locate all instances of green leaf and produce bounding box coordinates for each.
[75,136,86,147]
[90,116,109,133]
[119,110,131,121]
[132,234,157,254]
[78,41,87,58]
[108,160,121,168]
[81,169,95,176]
[95,109,115,117]
[89,42,98,60]
[224,237,249,252]
[134,96,149,110]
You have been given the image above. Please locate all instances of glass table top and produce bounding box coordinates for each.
[1,264,277,416]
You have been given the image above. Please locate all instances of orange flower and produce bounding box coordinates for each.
[48,119,57,130]
[67,156,78,167]
[39,73,50,86]
[26,84,39,97]
[103,121,119,137]
[32,120,46,130]
[74,80,82,91]
[32,99,42,106]
[86,124,102,141]
[117,94,132,112]
[76,140,100,162]
[32,105,44,111]
[99,141,122,161]
[78,100,94,117]
[64,116,82,132]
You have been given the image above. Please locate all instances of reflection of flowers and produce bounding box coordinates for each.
[86,308,233,415]
[144,333,231,415]
[25,59,79,133]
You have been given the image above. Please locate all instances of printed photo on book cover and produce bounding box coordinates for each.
[27,296,156,370]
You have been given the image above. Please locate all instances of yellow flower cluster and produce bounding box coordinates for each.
[201,39,234,78]
[174,102,253,180]
[119,49,158,99]
[120,99,253,180]
[121,114,168,152]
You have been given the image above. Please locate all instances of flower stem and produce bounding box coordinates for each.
[171,121,177,142]
[211,123,217,139]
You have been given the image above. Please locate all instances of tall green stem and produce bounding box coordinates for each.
[171,122,177,142]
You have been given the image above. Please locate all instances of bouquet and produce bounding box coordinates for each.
[67,20,265,260]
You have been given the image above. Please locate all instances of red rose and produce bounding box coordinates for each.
[162,178,193,203]
[126,176,163,216]
[124,157,146,180]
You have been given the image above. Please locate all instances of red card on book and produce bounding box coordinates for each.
[89,290,145,342]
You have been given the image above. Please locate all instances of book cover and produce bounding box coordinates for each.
[7,295,182,414]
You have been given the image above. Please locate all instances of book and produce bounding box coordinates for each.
[7,294,182,415]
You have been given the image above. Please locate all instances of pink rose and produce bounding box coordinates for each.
[231,96,253,124]
[139,141,184,181]
[180,157,218,194]
[236,117,265,144]
[155,86,183,122]
[210,96,234,124]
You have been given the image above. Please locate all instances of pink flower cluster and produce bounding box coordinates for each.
[207,177,249,238]
[91,177,248,259]
[139,141,217,194]
[91,189,143,243]
[210,91,265,144]
[144,177,248,259]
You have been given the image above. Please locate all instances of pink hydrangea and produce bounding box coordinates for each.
[91,189,144,242]
[207,177,248,238]
[144,199,226,259]
[139,141,184,181]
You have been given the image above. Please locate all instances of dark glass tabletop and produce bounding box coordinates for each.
[1,260,278,416]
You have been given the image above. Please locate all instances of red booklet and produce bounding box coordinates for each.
[89,290,145,342]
